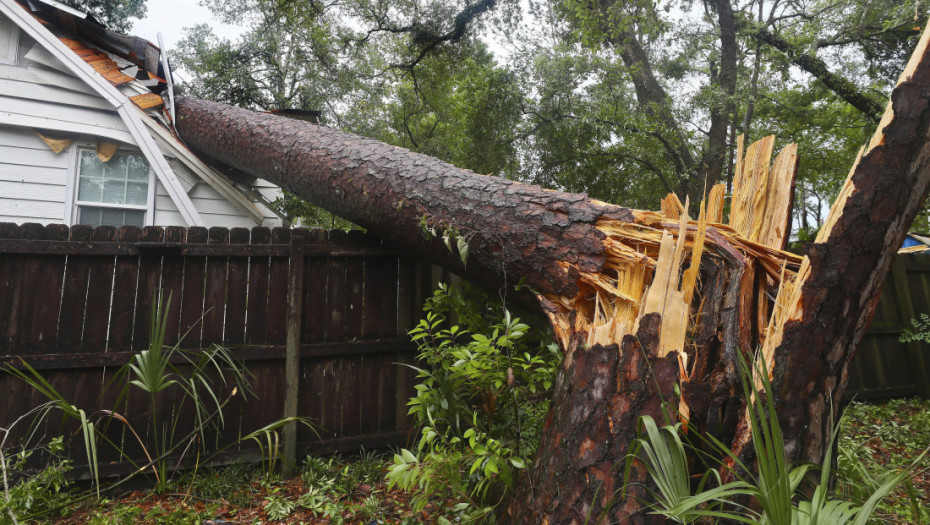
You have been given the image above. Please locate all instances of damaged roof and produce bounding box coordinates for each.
[0,0,282,226]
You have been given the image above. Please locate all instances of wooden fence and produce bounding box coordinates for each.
[2,219,926,477]
[0,222,435,475]
[847,253,930,400]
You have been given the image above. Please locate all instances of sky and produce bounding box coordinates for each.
[129,0,245,54]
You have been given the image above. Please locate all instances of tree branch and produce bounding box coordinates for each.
[738,18,885,121]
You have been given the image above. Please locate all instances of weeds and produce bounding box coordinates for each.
[838,397,930,523]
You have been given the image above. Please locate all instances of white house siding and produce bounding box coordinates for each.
[154,182,257,228]
[0,125,68,223]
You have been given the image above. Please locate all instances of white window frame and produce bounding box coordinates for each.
[0,15,19,65]
[64,143,156,227]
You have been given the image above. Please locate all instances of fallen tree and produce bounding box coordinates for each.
[174,25,930,523]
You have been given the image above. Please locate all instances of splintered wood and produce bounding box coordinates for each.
[543,135,803,410]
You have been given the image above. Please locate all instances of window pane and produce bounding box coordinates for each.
[77,149,150,206]
[79,206,145,227]
[77,206,102,227]
[103,179,126,204]
[79,151,105,178]
[78,176,102,202]
[126,155,150,181]
[122,209,145,227]
[126,182,148,205]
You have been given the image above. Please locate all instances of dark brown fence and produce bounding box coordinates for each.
[0,222,434,475]
[848,253,930,400]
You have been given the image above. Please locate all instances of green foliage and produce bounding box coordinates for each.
[106,295,254,492]
[838,398,930,523]
[900,313,930,344]
[387,283,559,517]
[264,494,297,520]
[301,450,385,494]
[627,355,925,524]
[3,294,313,513]
[175,0,930,233]
[59,0,146,32]
[268,191,362,230]
[0,436,74,523]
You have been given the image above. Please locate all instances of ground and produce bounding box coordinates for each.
[22,397,930,524]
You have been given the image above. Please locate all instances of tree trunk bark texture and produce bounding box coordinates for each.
[173,28,930,522]
[175,96,631,302]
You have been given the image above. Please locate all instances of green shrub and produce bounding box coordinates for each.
[0,436,74,523]
[387,283,560,517]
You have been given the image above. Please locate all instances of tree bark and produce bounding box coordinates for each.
[772,42,930,465]
[175,96,631,302]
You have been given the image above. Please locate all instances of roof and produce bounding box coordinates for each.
[0,0,275,226]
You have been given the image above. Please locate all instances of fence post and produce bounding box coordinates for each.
[282,233,305,475]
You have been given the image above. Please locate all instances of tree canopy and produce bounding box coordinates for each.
[171,0,930,231]
[61,0,146,32]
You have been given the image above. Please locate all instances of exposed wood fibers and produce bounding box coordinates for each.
[542,135,803,423]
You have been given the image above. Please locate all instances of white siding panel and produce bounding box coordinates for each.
[0,179,65,202]
[0,196,62,223]
[0,143,70,168]
[154,209,185,226]
[199,212,255,228]
[0,77,111,110]
[0,95,133,144]
[0,125,68,224]
[0,63,96,96]
[188,183,259,227]
[0,163,68,185]
[0,125,57,149]
[153,183,183,226]
[154,180,259,228]
[0,14,18,65]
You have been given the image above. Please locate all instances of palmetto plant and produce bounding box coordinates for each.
[6,294,311,498]
[108,294,253,492]
[627,354,928,525]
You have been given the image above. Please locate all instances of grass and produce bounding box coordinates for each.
[837,397,930,524]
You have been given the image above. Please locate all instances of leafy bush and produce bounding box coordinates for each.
[387,283,560,517]
[0,436,74,523]
[900,312,930,344]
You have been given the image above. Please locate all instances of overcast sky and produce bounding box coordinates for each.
[129,0,245,53]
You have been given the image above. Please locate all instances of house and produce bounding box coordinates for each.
[0,0,285,228]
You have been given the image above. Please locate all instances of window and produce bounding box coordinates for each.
[0,15,19,65]
[73,148,153,227]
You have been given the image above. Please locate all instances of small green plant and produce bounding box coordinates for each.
[387,283,559,517]
[296,485,331,516]
[837,397,930,523]
[0,435,75,524]
[900,312,930,343]
[113,295,253,492]
[264,494,297,520]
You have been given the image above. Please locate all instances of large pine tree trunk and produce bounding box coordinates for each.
[173,28,930,521]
